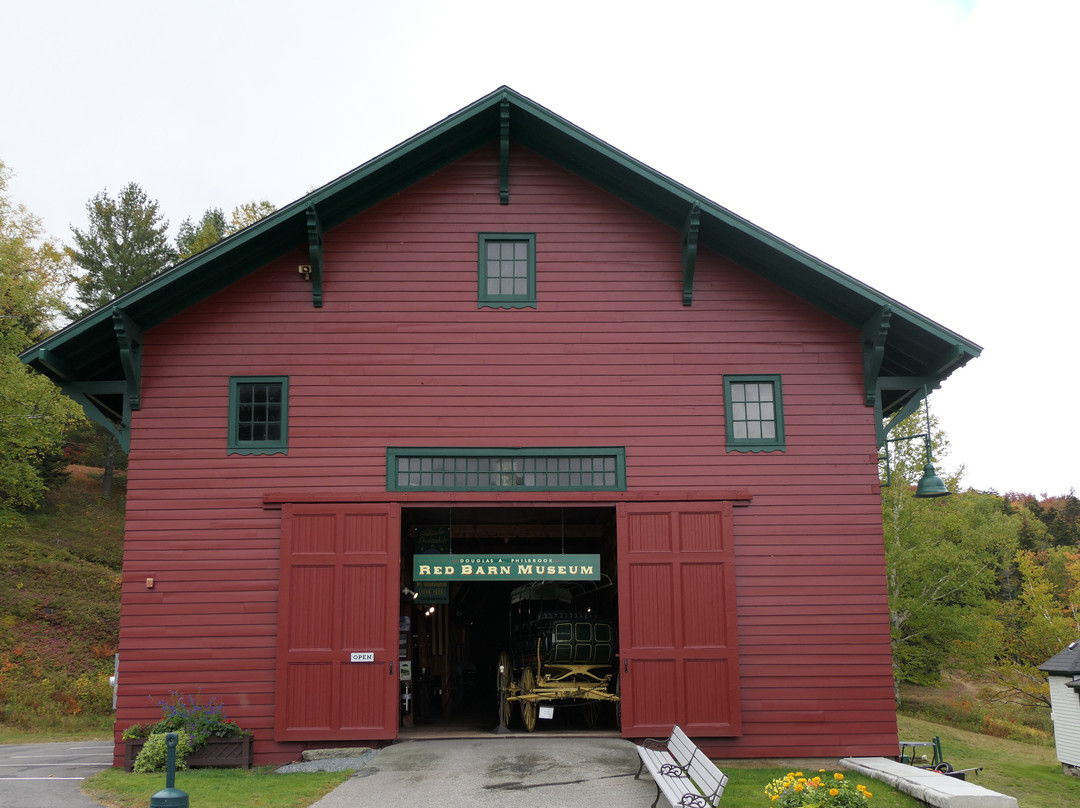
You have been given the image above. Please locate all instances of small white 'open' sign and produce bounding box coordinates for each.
[350,652,375,663]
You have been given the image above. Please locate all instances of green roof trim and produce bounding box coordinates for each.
[21,86,980,441]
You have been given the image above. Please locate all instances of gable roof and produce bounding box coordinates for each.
[21,86,980,445]
[1041,640,1080,675]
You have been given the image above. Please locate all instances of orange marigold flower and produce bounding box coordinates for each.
[794,783,805,792]
[830,788,840,796]
[834,773,845,780]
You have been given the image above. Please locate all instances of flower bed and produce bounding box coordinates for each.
[121,692,251,772]
[124,734,252,772]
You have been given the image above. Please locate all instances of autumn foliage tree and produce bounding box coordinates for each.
[0,160,85,525]
[176,201,276,260]
[881,411,1021,701]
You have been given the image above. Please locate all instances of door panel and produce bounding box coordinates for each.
[617,502,742,738]
[275,503,401,741]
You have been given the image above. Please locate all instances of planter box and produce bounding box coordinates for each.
[124,735,252,772]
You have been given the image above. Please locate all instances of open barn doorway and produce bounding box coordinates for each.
[398,506,620,737]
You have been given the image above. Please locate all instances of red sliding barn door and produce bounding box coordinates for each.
[617,502,742,738]
[275,504,401,741]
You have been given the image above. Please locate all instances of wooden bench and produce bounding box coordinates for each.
[635,725,728,808]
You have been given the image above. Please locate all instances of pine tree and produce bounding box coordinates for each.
[68,182,176,316]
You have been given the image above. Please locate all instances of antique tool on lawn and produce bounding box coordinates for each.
[899,735,983,780]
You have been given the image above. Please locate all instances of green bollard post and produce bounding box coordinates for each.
[149,732,189,808]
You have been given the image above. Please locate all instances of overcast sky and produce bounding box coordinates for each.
[4,0,1077,496]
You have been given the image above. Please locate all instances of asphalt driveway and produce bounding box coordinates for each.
[0,740,111,808]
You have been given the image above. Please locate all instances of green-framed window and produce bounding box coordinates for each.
[478,233,536,308]
[388,447,625,491]
[723,374,785,452]
[228,376,288,455]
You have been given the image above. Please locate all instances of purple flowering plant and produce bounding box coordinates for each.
[125,691,247,747]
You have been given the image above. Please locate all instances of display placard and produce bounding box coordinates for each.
[413,554,601,581]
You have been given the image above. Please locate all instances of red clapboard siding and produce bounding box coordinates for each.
[112,143,895,766]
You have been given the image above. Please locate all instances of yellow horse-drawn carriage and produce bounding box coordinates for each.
[495,581,620,731]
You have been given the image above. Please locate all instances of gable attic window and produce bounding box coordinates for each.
[724,374,785,452]
[478,233,536,308]
[228,376,288,455]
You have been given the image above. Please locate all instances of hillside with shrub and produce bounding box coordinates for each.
[0,466,122,734]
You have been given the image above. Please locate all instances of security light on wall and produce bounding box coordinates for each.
[881,389,951,499]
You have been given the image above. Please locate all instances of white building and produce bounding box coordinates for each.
[1040,640,1080,776]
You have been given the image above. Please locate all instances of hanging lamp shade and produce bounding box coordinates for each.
[915,462,950,498]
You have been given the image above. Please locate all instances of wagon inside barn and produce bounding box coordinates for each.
[496,581,620,731]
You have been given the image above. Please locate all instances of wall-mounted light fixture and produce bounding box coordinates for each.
[402,587,419,599]
[881,388,951,498]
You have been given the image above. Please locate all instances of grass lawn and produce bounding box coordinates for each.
[897,713,1079,808]
[83,766,351,808]
[0,725,110,745]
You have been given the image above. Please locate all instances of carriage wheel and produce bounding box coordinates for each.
[520,666,538,732]
[496,651,513,728]
[583,700,601,729]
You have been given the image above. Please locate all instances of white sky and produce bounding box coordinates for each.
[4,0,1077,496]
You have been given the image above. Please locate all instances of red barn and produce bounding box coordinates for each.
[22,87,979,766]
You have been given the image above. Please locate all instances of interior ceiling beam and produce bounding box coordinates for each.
[681,203,701,306]
[499,99,510,205]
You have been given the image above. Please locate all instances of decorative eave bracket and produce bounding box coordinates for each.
[681,203,701,306]
[499,100,510,205]
[863,306,941,447]
[865,302,961,446]
[31,346,131,452]
[876,376,940,448]
[862,305,891,412]
[301,205,324,307]
[112,308,142,414]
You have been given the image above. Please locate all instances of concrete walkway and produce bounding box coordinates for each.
[307,737,657,808]
[841,757,1019,808]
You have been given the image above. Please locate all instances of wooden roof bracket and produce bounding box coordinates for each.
[304,205,324,308]
[30,347,130,452]
[876,376,939,448]
[681,203,701,306]
[872,341,964,446]
[499,99,510,204]
[862,305,891,419]
[112,309,142,413]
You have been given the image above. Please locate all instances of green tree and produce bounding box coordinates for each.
[176,207,227,260]
[67,182,176,316]
[176,200,275,261]
[0,160,85,526]
[228,200,276,232]
[987,548,1080,708]
[881,412,1020,701]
